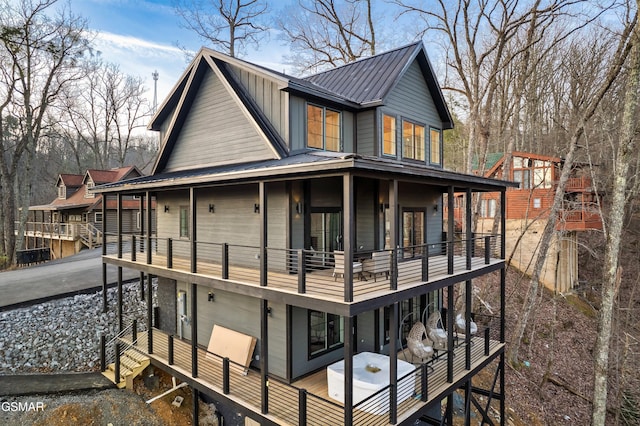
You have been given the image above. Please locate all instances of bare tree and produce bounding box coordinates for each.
[0,0,88,264]
[276,0,379,74]
[56,60,152,169]
[508,15,637,367]
[173,0,269,57]
[592,6,640,423]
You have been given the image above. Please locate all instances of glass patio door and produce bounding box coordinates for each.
[402,209,425,258]
[309,210,342,265]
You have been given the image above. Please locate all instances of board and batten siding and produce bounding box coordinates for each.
[356,110,375,156]
[356,178,375,250]
[164,68,277,172]
[227,64,289,147]
[385,61,442,129]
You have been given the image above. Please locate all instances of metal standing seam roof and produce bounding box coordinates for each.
[302,42,420,105]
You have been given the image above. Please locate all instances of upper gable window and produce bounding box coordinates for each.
[307,104,340,152]
[85,181,95,199]
[383,114,396,156]
[58,185,66,199]
[402,120,425,161]
[430,128,442,165]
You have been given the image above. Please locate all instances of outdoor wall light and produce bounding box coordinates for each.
[254,203,260,213]
[164,205,170,213]
[207,292,215,302]
[433,204,439,212]
[267,306,273,317]
[208,204,215,213]
[296,201,303,215]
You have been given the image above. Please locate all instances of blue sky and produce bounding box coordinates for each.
[66,0,294,104]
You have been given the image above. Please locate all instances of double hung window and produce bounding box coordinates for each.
[430,127,442,165]
[383,114,396,156]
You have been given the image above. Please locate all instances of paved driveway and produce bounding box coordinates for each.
[0,248,139,310]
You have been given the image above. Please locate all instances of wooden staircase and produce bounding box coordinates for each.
[79,223,102,249]
[102,349,150,389]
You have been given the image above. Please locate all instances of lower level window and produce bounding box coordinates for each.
[309,310,343,357]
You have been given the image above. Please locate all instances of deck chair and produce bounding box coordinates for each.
[332,250,363,281]
[406,321,435,366]
[425,310,447,353]
[362,251,391,281]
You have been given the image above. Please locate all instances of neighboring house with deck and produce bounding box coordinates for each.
[97,42,514,425]
[21,166,147,259]
[454,151,602,293]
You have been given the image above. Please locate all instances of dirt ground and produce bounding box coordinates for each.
[0,369,218,426]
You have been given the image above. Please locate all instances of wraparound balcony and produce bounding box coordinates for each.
[112,325,503,426]
[103,234,503,308]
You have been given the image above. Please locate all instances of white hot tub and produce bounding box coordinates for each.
[326,352,416,414]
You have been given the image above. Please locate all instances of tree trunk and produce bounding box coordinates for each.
[592,20,640,424]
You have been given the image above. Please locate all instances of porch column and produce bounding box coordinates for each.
[465,279,472,370]
[190,188,197,273]
[388,179,398,290]
[447,284,454,382]
[117,193,122,259]
[389,302,399,424]
[447,186,454,274]
[343,174,354,302]
[259,182,267,287]
[343,315,354,425]
[466,188,472,269]
[260,299,269,414]
[191,282,198,378]
[146,191,152,265]
[102,194,108,313]
[192,387,200,425]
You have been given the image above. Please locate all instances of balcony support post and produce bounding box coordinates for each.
[147,274,153,355]
[466,188,472,270]
[389,179,398,290]
[114,342,121,386]
[485,236,491,264]
[190,188,197,274]
[222,243,229,279]
[447,186,454,274]
[132,319,137,345]
[192,387,199,426]
[117,267,123,332]
[191,282,198,378]
[297,249,306,293]
[298,389,307,425]
[168,335,174,365]
[223,358,230,394]
[465,279,472,370]
[167,238,173,269]
[117,193,122,259]
[259,182,267,287]
[139,272,145,301]
[146,191,152,265]
[260,299,269,414]
[389,302,398,424]
[421,363,428,402]
[139,193,145,253]
[343,174,354,302]
[343,315,354,426]
[101,195,107,312]
[100,333,106,372]
[447,284,454,383]
[131,235,136,262]
[501,190,507,344]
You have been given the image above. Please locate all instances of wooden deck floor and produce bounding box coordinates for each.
[106,250,501,304]
[122,329,503,425]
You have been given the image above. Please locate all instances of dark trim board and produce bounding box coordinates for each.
[103,256,505,317]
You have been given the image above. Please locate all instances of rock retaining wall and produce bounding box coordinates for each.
[0,281,156,373]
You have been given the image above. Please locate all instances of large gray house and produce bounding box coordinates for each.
[97,42,512,425]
